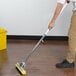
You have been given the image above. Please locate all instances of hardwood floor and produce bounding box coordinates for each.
[0,39,75,76]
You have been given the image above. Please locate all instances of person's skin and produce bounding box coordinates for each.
[48,2,65,30]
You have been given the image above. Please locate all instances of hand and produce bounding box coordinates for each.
[48,21,55,30]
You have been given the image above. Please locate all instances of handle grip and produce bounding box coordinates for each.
[44,29,50,35]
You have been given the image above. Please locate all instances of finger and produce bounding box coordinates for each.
[48,26,53,30]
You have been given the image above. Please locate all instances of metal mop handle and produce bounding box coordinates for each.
[59,3,68,16]
[25,29,49,63]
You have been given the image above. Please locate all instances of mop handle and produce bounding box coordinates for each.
[32,29,50,51]
[44,29,50,35]
[25,29,49,63]
[59,3,68,16]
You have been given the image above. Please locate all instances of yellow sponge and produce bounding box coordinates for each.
[15,63,26,75]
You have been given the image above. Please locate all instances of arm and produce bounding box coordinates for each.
[48,3,64,30]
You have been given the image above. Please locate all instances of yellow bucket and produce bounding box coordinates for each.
[0,28,7,50]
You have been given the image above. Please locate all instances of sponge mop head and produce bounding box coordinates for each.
[15,62,26,75]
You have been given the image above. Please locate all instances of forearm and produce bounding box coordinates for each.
[51,3,63,23]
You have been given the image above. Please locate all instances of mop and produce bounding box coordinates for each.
[15,29,49,75]
[15,3,68,76]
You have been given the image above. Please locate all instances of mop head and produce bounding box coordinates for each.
[15,62,26,75]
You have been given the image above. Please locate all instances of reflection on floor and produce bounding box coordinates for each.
[0,39,75,76]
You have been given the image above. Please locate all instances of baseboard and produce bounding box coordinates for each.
[7,35,68,41]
